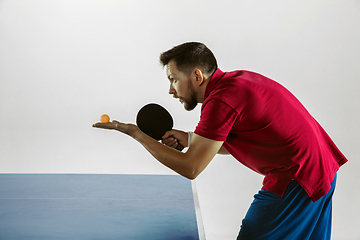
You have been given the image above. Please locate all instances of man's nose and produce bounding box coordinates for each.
[169,84,176,95]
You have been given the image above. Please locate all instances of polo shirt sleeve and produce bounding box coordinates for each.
[194,98,239,141]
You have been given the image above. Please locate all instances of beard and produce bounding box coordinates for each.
[182,79,198,111]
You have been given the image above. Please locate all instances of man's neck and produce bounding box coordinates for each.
[197,75,211,103]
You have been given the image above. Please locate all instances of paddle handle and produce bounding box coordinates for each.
[175,143,184,151]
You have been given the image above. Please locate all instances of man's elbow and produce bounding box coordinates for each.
[183,167,201,180]
[184,174,197,180]
[186,174,197,180]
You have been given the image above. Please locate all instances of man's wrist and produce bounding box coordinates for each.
[130,125,143,141]
[187,132,194,147]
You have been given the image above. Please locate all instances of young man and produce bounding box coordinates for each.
[93,42,347,239]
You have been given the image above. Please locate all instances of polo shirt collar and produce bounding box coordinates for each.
[204,68,225,99]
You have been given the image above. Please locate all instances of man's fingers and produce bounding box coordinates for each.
[162,129,188,148]
[161,135,179,149]
[162,137,176,145]
[162,130,176,139]
[92,122,116,129]
[93,120,138,137]
[112,120,120,128]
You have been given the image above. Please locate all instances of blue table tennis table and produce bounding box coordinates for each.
[0,174,205,240]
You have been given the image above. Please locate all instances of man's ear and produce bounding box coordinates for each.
[194,69,205,86]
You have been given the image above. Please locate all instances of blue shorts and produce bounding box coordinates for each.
[237,174,337,240]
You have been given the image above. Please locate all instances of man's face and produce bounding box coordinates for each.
[166,60,198,111]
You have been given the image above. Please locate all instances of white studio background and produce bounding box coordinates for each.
[0,1,359,239]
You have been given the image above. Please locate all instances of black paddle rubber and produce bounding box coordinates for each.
[136,103,184,151]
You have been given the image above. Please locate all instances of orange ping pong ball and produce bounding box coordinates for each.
[100,114,110,123]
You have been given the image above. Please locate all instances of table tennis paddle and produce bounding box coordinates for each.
[136,103,184,151]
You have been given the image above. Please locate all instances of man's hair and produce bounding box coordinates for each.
[159,42,218,76]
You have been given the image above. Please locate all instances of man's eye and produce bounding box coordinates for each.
[172,78,177,83]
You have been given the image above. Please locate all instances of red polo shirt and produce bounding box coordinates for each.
[194,69,347,202]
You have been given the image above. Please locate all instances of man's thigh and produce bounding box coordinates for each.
[237,175,336,240]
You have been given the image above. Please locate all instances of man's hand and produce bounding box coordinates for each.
[92,120,139,137]
[162,129,189,149]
